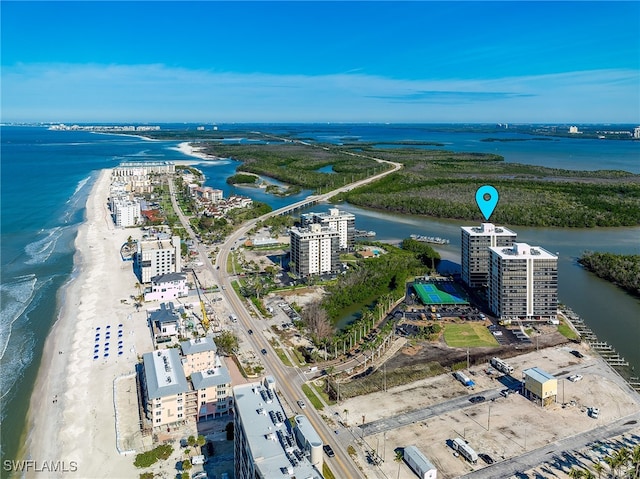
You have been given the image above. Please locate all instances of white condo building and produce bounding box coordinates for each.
[290,224,340,277]
[488,242,558,320]
[300,207,356,250]
[111,198,141,227]
[145,272,189,302]
[136,235,182,283]
[233,377,323,479]
[112,161,176,177]
[461,223,517,288]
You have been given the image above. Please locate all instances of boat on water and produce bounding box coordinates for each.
[354,229,376,238]
[409,234,450,245]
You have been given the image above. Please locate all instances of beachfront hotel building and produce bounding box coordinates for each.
[111,198,141,227]
[113,161,176,177]
[301,207,356,251]
[140,337,233,430]
[233,377,323,479]
[112,161,175,194]
[461,223,517,288]
[289,224,340,277]
[487,242,558,321]
[135,235,182,283]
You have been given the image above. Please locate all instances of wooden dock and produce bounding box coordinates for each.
[560,307,635,391]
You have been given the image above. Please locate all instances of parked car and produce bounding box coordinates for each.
[469,396,485,404]
[323,444,335,457]
[568,374,583,382]
[570,350,585,358]
[590,407,600,419]
[479,453,495,464]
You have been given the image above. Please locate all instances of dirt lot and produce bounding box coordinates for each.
[387,323,570,371]
[339,345,640,479]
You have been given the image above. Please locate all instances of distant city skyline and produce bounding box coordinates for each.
[2,1,638,123]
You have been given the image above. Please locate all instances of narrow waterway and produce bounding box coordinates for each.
[298,202,640,374]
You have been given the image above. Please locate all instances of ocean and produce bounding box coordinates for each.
[1,124,638,463]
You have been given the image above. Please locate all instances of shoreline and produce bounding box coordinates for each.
[21,169,151,478]
[174,141,223,161]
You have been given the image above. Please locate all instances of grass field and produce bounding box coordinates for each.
[301,383,324,410]
[443,323,499,348]
[557,319,579,340]
[322,463,336,479]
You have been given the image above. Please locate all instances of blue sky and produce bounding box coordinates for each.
[2,1,639,123]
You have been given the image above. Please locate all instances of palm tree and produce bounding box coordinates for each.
[605,455,620,478]
[592,462,604,479]
[568,468,584,479]
[631,444,640,479]
[617,447,630,470]
[395,451,404,479]
[343,408,349,425]
[325,366,335,395]
[582,469,595,479]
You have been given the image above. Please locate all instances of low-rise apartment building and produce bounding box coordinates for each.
[144,272,189,301]
[140,336,233,429]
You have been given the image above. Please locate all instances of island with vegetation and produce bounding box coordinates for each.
[127,128,640,228]
[226,173,258,185]
[578,252,640,297]
[203,141,640,228]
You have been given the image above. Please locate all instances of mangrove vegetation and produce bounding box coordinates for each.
[578,252,640,297]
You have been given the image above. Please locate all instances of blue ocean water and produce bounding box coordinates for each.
[0,124,638,462]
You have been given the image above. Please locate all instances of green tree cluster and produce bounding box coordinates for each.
[578,252,640,296]
[226,173,258,185]
[215,331,240,356]
[133,444,174,468]
[322,244,423,321]
[401,238,440,268]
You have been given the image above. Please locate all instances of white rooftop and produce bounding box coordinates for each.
[234,381,322,478]
[143,349,189,399]
[490,242,557,260]
[461,222,517,236]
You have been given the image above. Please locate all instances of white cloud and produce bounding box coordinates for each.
[2,63,638,123]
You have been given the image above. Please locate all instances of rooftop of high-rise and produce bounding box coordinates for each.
[461,222,517,236]
[234,379,322,478]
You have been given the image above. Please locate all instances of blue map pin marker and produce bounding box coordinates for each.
[475,185,499,221]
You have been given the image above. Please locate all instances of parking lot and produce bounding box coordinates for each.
[338,345,640,479]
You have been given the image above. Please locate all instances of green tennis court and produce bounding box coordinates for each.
[413,281,469,305]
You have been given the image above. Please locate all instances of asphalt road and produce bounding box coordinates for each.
[167,147,402,479]
[359,388,503,437]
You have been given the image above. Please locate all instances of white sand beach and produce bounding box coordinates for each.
[22,170,153,478]
[175,141,221,161]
